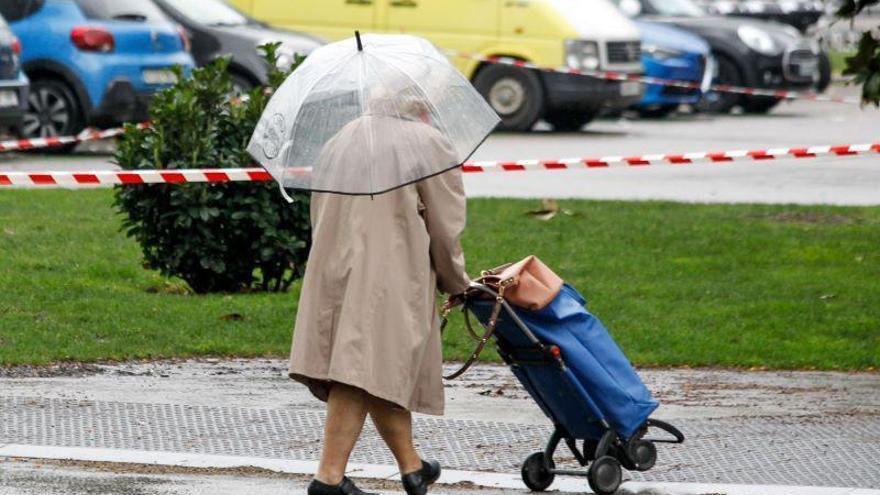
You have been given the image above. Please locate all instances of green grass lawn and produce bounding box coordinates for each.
[1,189,878,370]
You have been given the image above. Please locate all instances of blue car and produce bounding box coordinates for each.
[1,0,194,146]
[635,20,713,117]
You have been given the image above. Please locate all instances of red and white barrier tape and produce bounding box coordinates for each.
[0,122,150,153]
[1,143,876,188]
[449,51,861,105]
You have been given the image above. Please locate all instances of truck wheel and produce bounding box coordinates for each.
[21,78,84,153]
[545,109,597,132]
[742,96,782,114]
[473,63,544,132]
[697,54,742,114]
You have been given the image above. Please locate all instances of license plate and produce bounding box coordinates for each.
[796,60,817,78]
[0,90,18,108]
[143,69,178,85]
[620,81,641,97]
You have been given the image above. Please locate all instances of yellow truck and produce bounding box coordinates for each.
[230,0,644,131]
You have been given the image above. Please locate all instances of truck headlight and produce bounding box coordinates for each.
[565,39,600,71]
[737,25,782,56]
[642,44,684,61]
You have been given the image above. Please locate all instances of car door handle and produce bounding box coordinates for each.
[345,0,372,5]
[390,0,417,7]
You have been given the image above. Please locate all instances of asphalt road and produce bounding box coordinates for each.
[1,85,877,205]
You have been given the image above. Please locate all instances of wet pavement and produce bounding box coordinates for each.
[1,360,878,489]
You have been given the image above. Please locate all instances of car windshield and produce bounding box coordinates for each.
[645,0,706,17]
[162,0,249,26]
[75,0,169,22]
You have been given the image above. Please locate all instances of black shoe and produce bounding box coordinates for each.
[307,477,377,495]
[401,460,442,495]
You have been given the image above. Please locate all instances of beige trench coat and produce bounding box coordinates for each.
[288,117,470,416]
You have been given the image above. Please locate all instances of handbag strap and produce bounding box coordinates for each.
[441,291,505,380]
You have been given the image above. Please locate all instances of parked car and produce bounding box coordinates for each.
[699,0,832,91]
[0,14,28,133]
[228,0,645,132]
[2,0,194,147]
[150,0,323,92]
[635,20,712,117]
[616,0,822,113]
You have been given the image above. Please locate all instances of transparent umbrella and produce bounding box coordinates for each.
[247,32,500,199]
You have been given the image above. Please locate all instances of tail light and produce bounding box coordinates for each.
[11,37,21,56]
[177,25,191,52]
[70,26,115,53]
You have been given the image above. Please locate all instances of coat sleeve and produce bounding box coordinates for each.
[417,168,470,295]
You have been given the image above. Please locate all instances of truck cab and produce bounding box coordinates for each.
[229,0,644,131]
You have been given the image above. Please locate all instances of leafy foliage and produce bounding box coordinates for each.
[114,45,311,293]
[836,0,880,105]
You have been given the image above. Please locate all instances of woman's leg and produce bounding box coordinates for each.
[367,395,423,475]
[316,383,369,484]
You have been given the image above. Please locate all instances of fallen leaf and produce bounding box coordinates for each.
[527,198,560,221]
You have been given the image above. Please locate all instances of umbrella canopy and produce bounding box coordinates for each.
[247,32,500,198]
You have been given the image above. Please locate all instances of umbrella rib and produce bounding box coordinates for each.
[282,52,357,189]
[357,51,376,195]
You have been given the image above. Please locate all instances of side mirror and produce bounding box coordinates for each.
[619,0,643,17]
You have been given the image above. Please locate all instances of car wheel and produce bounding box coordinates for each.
[637,104,678,119]
[697,54,742,114]
[473,63,544,132]
[742,95,782,114]
[545,109,597,132]
[815,51,832,93]
[22,78,83,152]
[230,72,255,95]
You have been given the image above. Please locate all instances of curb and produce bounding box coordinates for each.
[1,444,877,495]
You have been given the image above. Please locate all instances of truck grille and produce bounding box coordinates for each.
[606,41,641,64]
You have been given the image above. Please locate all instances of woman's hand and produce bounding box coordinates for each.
[441,292,467,316]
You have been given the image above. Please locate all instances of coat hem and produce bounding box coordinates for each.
[288,370,444,417]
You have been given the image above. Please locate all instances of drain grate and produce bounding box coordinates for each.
[2,396,878,488]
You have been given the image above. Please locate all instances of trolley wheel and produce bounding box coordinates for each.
[521,451,555,491]
[588,456,622,495]
[627,439,657,472]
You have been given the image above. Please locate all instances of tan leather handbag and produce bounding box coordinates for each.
[478,255,564,310]
[441,256,563,380]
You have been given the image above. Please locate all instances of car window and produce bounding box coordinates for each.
[160,0,249,26]
[74,0,170,22]
[0,0,46,22]
[645,0,706,16]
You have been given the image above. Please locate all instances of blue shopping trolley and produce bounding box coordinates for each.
[445,282,684,495]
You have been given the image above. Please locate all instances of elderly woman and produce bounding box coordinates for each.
[291,96,471,495]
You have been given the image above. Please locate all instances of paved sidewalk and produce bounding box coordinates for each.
[1,360,878,491]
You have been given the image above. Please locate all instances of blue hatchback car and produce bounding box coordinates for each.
[635,20,713,117]
[2,0,193,144]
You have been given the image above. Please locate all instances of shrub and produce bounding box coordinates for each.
[114,45,310,294]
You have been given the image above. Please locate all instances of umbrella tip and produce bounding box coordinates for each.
[355,30,363,52]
